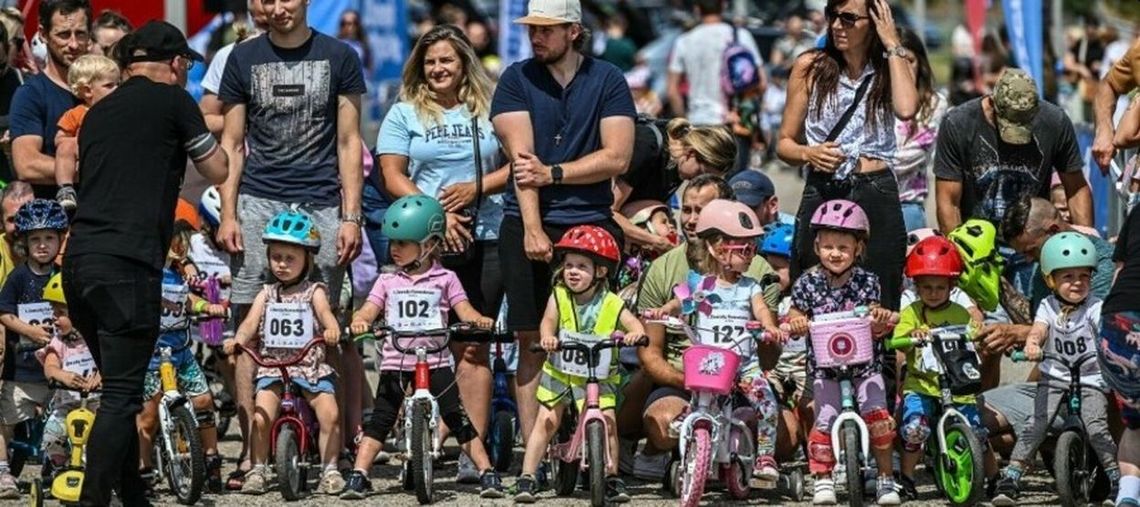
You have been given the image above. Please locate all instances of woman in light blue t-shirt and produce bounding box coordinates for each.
[375,24,509,477]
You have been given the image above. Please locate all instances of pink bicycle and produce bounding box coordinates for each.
[529,332,647,507]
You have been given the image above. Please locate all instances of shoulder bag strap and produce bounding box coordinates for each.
[471,115,483,216]
[824,74,873,143]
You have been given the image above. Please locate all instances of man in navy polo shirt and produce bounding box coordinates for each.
[490,0,636,446]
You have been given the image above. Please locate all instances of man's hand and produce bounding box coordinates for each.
[1094,125,1118,173]
[439,182,478,213]
[976,323,1029,355]
[217,217,244,254]
[336,222,362,265]
[524,227,553,262]
[445,212,474,253]
[514,152,553,188]
[27,325,51,345]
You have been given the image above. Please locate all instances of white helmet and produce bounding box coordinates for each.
[198,186,222,228]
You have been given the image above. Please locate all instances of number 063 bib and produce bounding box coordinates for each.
[387,287,444,332]
[263,302,314,349]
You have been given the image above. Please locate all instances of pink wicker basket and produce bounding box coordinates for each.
[809,315,874,368]
[682,344,741,395]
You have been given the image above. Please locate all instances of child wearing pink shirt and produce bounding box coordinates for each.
[344,195,501,499]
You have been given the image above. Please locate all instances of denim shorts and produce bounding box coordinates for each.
[1098,311,1140,427]
[901,392,986,439]
[255,375,336,395]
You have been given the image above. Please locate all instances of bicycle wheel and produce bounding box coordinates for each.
[551,410,579,496]
[411,400,434,504]
[1055,430,1089,507]
[679,422,711,507]
[29,478,42,507]
[586,420,606,507]
[490,410,515,473]
[935,421,985,506]
[275,425,303,501]
[841,420,864,507]
[723,424,752,500]
[165,405,205,505]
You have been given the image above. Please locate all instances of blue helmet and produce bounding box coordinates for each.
[262,209,321,252]
[198,186,222,228]
[759,222,794,258]
[15,199,67,235]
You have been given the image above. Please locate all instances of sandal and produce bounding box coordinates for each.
[225,469,247,491]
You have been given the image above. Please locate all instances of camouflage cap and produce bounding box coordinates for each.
[992,69,1040,145]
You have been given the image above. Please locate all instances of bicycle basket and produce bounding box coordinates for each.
[810,315,874,368]
[682,344,740,395]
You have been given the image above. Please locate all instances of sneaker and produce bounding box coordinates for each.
[0,472,17,499]
[340,470,372,500]
[632,451,671,481]
[812,477,837,505]
[479,469,504,499]
[618,438,637,476]
[605,476,631,504]
[875,475,900,506]
[456,453,480,484]
[896,473,918,501]
[240,467,269,495]
[992,474,1021,506]
[319,470,346,495]
[753,455,780,482]
[515,474,538,503]
[206,454,223,494]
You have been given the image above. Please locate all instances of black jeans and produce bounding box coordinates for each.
[791,169,906,411]
[448,240,505,317]
[63,253,161,507]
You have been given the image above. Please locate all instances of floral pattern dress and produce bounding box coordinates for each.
[255,280,334,384]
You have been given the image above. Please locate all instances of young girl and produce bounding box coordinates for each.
[786,199,899,506]
[513,225,646,504]
[342,195,503,500]
[645,199,784,483]
[222,210,344,496]
[993,233,1119,505]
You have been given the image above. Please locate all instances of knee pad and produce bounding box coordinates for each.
[901,415,930,452]
[195,410,216,429]
[864,408,895,450]
[807,428,835,474]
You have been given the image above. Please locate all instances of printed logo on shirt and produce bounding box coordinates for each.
[272,84,305,97]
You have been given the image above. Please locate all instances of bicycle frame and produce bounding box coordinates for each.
[829,372,870,469]
[403,344,444,460]
[238,339,325,464]
[490,341,518,426]
[154,344,197,474]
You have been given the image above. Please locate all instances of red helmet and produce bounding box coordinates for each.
[905,236,963,278]
[554,225,621,267]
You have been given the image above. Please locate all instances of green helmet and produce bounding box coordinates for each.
[1040,232,1097,278]
[948,219,1004,312]
[382,195,446,243]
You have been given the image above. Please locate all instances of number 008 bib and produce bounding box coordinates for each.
[387,287,444,332]
[263,302,314,349]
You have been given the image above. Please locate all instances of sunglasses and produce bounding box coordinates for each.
[827,11,870,28]
[719,243,756,257]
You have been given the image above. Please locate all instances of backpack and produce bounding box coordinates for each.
[720,23,761,98]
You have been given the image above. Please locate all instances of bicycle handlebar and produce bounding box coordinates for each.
[235,338,326,368]
[1009,350,1099,372]
[641,313,781,343]
[352,322,509,355]
[527,332,649,353]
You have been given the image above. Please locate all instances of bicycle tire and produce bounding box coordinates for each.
[276,425,303,501]
[1055,430,1088,507]
[724,425,751,500]
[411,400,434,504]
[936,421,985,506]
[166,405,205,505]
[491,410,515,473]
[551,411,579,496]
[842,420,864,507]
[679,423,711,507]
[586,420,606,507]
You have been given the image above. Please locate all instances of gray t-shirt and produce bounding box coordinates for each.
[933,98,1083,223]
[667,23,761,126]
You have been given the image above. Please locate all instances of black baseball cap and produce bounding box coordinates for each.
[124,20,204,64]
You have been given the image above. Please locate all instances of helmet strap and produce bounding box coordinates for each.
[402,239,440,274]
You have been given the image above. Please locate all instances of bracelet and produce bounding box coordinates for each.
[342,213,364,226]
[194,300,208,314]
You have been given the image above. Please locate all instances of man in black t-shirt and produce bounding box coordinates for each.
[61,21,227,506]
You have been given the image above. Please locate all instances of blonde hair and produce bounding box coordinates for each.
[67,54,119,96]
[400,24,494,126]
[686,235,725,276]
[666,118,737,174]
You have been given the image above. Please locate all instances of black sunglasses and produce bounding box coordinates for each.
[828,10,869,28]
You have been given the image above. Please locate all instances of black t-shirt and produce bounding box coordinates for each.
[1105,205,1140,315]
[67,77,212,270]
[933,98,1083,223]
[0,68,22,183]
[622,118,680,203]
[0,264,51,382]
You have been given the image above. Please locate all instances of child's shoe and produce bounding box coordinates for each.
[240,466,269,495]
[813,477,837,505]
[992,467,1022,506]
[753,455,780,482]
[0,471,18,499]
[515,474,538,503]
[319,469,346,495]
[875,475,900,505]
[479,469,504,499]
[206,453,223,494]
[605,476,631,504]
[896,473,918,501]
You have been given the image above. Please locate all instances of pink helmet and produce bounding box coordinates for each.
[905,227,943,256]
[695,199,763,238]
[811,199,869,235]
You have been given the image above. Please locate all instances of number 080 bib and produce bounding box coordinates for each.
[387,287,444,332]
[263,302,313,349]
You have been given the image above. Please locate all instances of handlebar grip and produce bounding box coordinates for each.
[529,343,550,353]
[632,335,649,347]
[1009,350,1028,362]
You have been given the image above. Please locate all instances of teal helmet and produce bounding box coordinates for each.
[263,209,321,252]
[382,195,446,243]
[1040,232,1097,278]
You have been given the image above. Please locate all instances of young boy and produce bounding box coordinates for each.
[0,199,68,498]
[53,54,120,212]
[887,236,995,499]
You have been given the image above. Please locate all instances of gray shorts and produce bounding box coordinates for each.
[230,194,346,306]
[983,382,1066,438]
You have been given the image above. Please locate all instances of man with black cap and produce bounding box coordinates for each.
[61,20,228,507]
[728,169,793,228]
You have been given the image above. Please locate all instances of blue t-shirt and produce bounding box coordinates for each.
[9,73,79,197]
[376,103,504,240]
[0,264,52,383]
[151,267,195,370]
[490,57,636,224]
[218,31,366,207]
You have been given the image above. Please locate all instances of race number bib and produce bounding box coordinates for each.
[1050,328,1092,361]
[552,330,611,378]
[160,284,190,330]
[697,308,751,349]
[387,287,444,332]
[918,336,976,374]
[196,258,230,279]
[263,302,313,349]
[18,301,54,331]
[62,349,96,376]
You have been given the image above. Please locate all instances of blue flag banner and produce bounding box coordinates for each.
[1002,0,1044,97]
[499,0,532,68]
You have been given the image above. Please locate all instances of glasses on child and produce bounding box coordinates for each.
[719,242,756,258]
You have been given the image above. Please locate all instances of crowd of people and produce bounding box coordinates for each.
[0,0,1137,507]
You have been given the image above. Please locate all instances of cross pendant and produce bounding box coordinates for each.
[554,134,562,146]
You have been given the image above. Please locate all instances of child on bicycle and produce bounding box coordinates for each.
[137,221,228,494]
[189,186,232,294]
[888,235,993,499]
[899,228,982,323]
[53,54,119,213]
[222,209,344,495]
[0,199,68,498]
[644,200,785,485]
[36,272,100,473]
[993,232,1120,505]
[514,225,646,504]
[762,222,811,459]
[785,199,899,506]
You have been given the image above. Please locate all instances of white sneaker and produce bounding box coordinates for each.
[456,453,480,484]
[813,477,837,505]
[618,438,637,476]
[632,451,670,482]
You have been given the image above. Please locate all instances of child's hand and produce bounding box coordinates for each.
[1024,341,1043,361]
[911,327,930,346]
[622,332,645,347]
[222,338,240,356]
[871,308,898,326]
[323,327,341,346]
[473,316,494,330]
[206,304,227,317]
[787,316,809,336]
[540,335,560,352]
[766,324,787,344]
[61,371,83,390]
[641,308,665,321]
[349,319,371,337]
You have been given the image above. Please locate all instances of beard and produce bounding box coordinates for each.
[534,43,570,64]
[48,44,73,69]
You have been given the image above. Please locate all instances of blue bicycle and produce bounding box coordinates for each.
[486,334,518,473]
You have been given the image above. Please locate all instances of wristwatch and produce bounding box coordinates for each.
[551,164,564,185]
[341,213,364,226]
[886,45,911,60]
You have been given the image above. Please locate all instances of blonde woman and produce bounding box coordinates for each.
[374,22,509,485]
